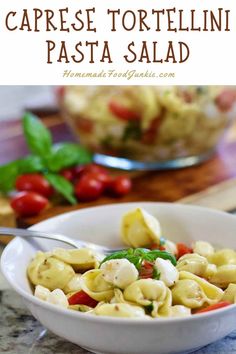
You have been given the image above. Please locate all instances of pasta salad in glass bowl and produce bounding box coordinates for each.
[27,207,235,319]
[61,86,236,170]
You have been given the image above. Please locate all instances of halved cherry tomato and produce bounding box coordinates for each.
[15,174,54,198]
[11,191,48,217]
[150,243,166,251]
[109,176,132,197]
[108,101,140,121]
[176,243,193,259]
[139,261,154,279]
[195,301,231,314]
[68,290,98,307]
[75,173,104,201]
[215,89,236,112]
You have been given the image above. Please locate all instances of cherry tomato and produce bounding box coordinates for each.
[82,164,108,176]
[150,243,166,251]
[108,101,140,121]
[140,261,154,279]
[195,301,231,314]
[68,290,98,307]
[215,89,236,112]
[176,243,193,259]
[11,192,48,217]
[60,168,75,182]
[84,171,113,190]
[73,165,86,177]
[15,174,54,198]
[110,176,132,197]
[75,173,104,201]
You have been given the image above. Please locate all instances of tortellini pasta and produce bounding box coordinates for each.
[121,208,161,247]
[52,248,98,271]
[193,241,214,258]
[172,271,223,309]
[210,265,236,288]
[179,271,223,304]
[28,207,235,319]
[176,253,208,277]
[124,279,167,306]
[172,279,207,309]
[80,269,114,301]
[27,251,75,290]
[94,303,147,318]
[222,284,236,303]
[207,249,236,266]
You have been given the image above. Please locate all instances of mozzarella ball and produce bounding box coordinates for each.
[101,259,138,289]
[47,289,69,308]
[34,285,50,301]
[155,258,179,287]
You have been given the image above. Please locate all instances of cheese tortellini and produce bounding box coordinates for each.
[27,251,75,291]
[94,303,147,318]
[27,207,234,319]
[177,253,208,277]
[121,208,161,247]
[52,248,98,271]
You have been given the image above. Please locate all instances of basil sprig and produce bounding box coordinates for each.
[100,248,176,270]
[0,113,92,203]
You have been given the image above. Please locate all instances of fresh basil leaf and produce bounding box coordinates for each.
[133,248,149,256]
[45,173,76,205]
[23,113,52,157]
[145,250,177,266]
[0,161,20,192]
[100,249,134,266]
[126,255,143,270]
[45,143,92,172]
[18,156,45,174]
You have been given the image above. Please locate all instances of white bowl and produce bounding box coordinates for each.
[1,202,236,354]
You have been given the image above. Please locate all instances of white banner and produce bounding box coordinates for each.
[0,0,235,84]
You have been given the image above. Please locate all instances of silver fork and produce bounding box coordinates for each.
[0,227,124,254]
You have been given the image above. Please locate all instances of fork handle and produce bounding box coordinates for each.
[0,227,78,248]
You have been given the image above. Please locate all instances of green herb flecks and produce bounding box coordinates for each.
[122,121,142,142]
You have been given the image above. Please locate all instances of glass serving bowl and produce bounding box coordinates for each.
[61,86,236,170]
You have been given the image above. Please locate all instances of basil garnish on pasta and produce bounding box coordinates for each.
[100,248,176,270]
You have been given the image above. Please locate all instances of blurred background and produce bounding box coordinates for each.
[0,86,56,120]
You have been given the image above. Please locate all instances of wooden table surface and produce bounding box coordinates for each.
[1,112,236,227]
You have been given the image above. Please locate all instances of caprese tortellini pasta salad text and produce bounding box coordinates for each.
[27,208,236,319]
